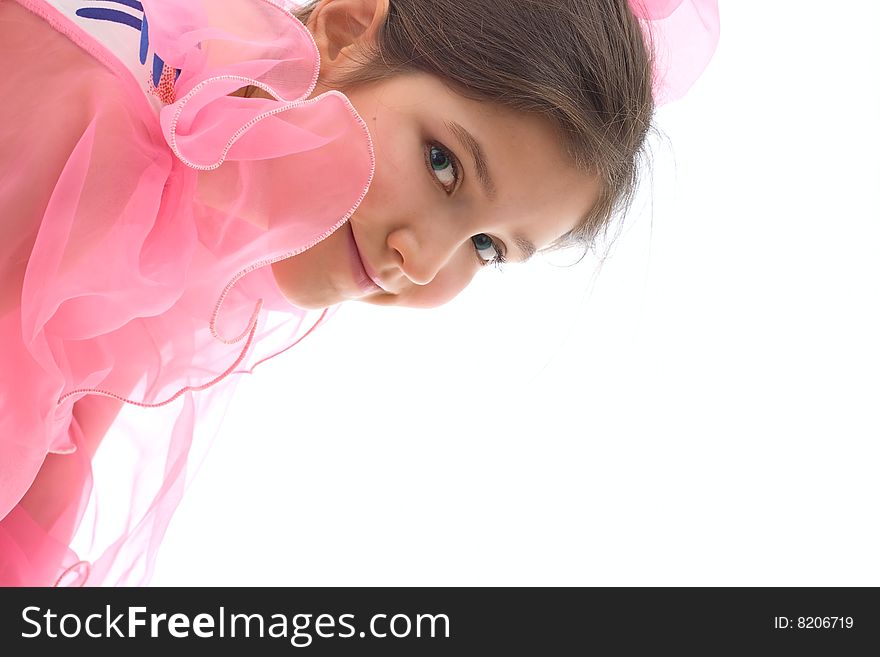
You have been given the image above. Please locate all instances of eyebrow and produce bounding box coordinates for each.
[445,121,498,202]
[513,233,537,262]
[445,120,537,262]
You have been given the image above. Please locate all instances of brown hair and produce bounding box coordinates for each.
[292,0,656,256]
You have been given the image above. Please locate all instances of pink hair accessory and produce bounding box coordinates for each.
[629,0,721,105]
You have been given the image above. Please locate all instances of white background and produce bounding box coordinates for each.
[151,1,880,585]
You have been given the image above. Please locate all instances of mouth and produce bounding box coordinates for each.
[347,223,389,295]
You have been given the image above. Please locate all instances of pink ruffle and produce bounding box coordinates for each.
[0,0,372,585]
[630,0,721,105]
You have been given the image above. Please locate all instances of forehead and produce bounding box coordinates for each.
[471,103,596,219]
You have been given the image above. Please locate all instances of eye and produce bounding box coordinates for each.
[426,143,504,269]
[471,234,506,269]
[426,143,459,192]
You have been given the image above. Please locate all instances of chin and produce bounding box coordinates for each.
[271,261,347,310]
[360,293,451,310]
[277,289,343,311]
[293,300,338,311]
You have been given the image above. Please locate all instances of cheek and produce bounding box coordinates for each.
[352,175,377,216]
[352,164,398,229]
[359,126,424,215]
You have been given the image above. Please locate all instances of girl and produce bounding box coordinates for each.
[0,0,719,585]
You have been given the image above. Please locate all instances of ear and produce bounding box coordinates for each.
[306,0,389,79]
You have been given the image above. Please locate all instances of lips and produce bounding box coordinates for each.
[359,249,389,292]
[347,223,386,295]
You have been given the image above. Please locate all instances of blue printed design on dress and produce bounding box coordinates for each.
[75,0,181,88]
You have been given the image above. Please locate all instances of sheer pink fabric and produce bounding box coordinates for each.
[0,0,373,585]
[630,0,721,105]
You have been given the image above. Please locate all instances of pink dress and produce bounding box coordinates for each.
[0,0,374,585]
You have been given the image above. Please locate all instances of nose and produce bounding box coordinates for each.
[386,224,460,286]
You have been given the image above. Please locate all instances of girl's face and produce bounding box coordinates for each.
[271,0,600,310]
[272,72,601,310]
